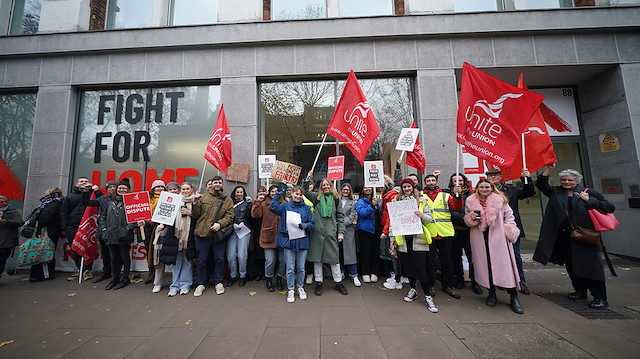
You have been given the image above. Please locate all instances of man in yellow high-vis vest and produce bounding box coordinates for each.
[422,173,463,299]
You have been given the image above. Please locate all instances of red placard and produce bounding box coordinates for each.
[327,156,345,181]
[123,192,152,223]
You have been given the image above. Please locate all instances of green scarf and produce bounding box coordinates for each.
[319,192,334,218]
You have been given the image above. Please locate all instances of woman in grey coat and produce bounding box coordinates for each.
[339,183,360,287]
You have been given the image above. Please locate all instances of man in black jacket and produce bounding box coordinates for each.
[61,177,97,281]
[486,168,535,295]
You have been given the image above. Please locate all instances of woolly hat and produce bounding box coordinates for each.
[118,178,131,189]
[166,182,180,190]
[400,178,416,188]
[106,180,118,188]
[151,180,166,189]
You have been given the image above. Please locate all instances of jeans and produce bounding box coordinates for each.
[512,236,526,284]
[344,263,358,278]
[226,231,251,279]
[264,247,285,278]
[195,236,226,286]
[170,250,193,291]
[283,248,308,289]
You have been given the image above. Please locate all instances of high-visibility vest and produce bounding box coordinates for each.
[395,200,432,246]
[303,195,314,213]
[424,192,455,238]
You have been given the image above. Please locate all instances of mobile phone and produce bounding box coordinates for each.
[474,210,481,220]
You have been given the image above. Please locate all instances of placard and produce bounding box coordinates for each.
[271,160,302,184]
[226,163,250,183]
[386,200,423,237]
[123,192,152,223]
[259,155,276,179]
[395,128,419,151]
[364,160,384,188]
[151,192,183,225]
[327,156,345,181]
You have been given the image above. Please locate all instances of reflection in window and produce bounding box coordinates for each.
[339,0,393,17]
[9,0,45,35]
[171,0,219,26]
[0,93,36,212]
[106,0,154,29]
[515,0,574,9]
[454,0,502,12]
[272,0,326,20]
[260,77,416,189]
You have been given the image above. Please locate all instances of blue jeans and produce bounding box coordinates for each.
[195,236,226,286]
[170,250,193,291]
[283,248,308,290]
[226,231,251,279]
[513,237,526,284]
[344,263,358,278]
[264,247,285,278]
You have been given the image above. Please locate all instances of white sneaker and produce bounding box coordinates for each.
[305,274,313,285]
[425,295,439,313]
[215,283,225,295]
[180,288,189,295]
[194,285,205,297]
[287,289,295,303]
[353,276,362,287]
[370,274,378,283]
[297,287,307,300]
[386,276,395,284]
[404,288,418,302]
[383,278,402,290]
[152,285,162,293]
[362,275,371,283]
[168,289,178,297]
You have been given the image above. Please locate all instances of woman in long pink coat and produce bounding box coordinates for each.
[464,179,523,314]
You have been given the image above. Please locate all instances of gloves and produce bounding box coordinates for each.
[275,188,284,196]
[298,223,307,230]
[233,223,242,230]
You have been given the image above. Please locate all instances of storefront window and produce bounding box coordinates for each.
[339,0,393,17]
[106,0,154,29]
[272,0,326,20]
[260,77,415,190]
[74,85,220,192]
[171,0,218,26]
[0,93,36,212]
[454,0,502,12]
[9,0,44,35]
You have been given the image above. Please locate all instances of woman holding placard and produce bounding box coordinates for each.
[251,185,286,292]
[226,186,253,288]
[356,186,381,284]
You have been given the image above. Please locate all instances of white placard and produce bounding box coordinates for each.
[364,160,385,188]
[395,128,419,151]
[387,200,423,237]
[151,192,183,225]
[235,222,251,238]
[259,155,276,179]
[285,211,306,240]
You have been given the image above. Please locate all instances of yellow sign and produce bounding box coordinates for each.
[599,133,620,153]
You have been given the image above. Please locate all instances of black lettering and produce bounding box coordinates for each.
[146,92,163,123]
[115,94,124,125]
[133,131,150,162]
[125,94,144,124]
[94,132,112,163]
[166,91,184,123]
[112,131,131,162]
[97,95,115,125]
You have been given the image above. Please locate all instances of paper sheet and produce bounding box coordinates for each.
[286,211,306,240]
[235,222,251,238]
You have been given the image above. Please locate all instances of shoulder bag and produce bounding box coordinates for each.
[18,230,56,267]
[584,189,619,231]
[212,196,233,243]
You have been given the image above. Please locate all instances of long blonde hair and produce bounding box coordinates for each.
[317,178,339,200]
[474,179,508,204]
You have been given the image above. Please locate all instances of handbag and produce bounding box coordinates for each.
[18,232,56,266]
[583,188,619,231]
[211,196,233,243]
[570,226,601,246]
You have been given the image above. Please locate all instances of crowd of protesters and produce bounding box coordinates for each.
[0,161,616,312]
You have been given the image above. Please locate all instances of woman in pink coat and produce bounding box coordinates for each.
[464,179,523,314]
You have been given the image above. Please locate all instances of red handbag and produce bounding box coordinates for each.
[584,188,619,231]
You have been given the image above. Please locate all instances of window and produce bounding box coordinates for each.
[74,85,220,192]
[171,0,218,26]
[454,0,502,12]
[272,0,326,20]
[0,93,36,212]
[339,0,393,17]
[9,0,45,35]
[514,0,574,9]
[260,77,416,189]
[106,0,154,30]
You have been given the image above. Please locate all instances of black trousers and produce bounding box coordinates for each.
[430,237,455,289]
[99,237,112,276]
[109,243,131,280]
[358,229,379,276]
[452,230,478,285]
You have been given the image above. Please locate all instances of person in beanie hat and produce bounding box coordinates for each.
[142,179,166,284]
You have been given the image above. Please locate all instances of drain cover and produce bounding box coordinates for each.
[537,292,631,320]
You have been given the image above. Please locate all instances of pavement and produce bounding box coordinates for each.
[1,256,640,359]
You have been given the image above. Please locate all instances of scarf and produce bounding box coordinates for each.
[319,192,334,218]
[175,194,194,251]
[26,193,63,225]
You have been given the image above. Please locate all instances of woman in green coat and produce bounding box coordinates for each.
[304,171,347,296]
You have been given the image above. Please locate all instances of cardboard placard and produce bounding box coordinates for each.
[271,160,302,184]
[364,160,384,188]
[258,155,276,179]
[387,200,423,237]
[327,156,345,181]
[395,128,419,151]
[151,192,183,225]
[123,192,152,223]
[226,163,250,183]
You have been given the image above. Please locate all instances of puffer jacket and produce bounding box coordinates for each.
[191,189,234,238]
[99,196,137,245]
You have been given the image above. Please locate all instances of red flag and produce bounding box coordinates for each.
[71,193,99,265]
[327,70,381,165]
[496,74,557,181]
[204,105,232,175]
[0,156,25,200]
[405,122,426,172]
[456,63,544,167]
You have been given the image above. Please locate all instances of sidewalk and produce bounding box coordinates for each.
[1,256,639,358]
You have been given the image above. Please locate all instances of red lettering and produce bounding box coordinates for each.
[146,169,174,191]
[176,168,198,183]
[120,170,144,192]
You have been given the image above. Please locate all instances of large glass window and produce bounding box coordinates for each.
[0,93,36,212]
[106,0,154,29]
[171,0,218,26]
[260,77,415,190]
[74,85,220,192]
[9,0,44,35]
[339,0,393,17]
[454,0,502,12]
[272,0,326,20]
[514,0,574,10]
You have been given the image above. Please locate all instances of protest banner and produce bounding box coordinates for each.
[364,160,384,188]
[271,160,303,184]
[123,192,152,223]
[151,192,183,225]
[386,200,423,237]
[395,128,420,152]
[226,163,250,183]
[259,155,276,179]
[327,156,345,181]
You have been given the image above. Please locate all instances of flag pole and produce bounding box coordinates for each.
[78,257,84,285]
[398,150,406,163]
[455,144,460,181]
[311,133,328,172]
[198,160,207,190]
[521,133,528,184]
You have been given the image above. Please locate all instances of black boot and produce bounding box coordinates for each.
[276,276,284,291]
[114,277,130,290]
[255,271,264,281]
[105,277,119,290]
[145,270,155,284]
[239,277,247,287]
[265,277,274,292]
[471,282,483,295]
[314,282,323,296]
[335,282,348,295]
[510,292,524,314]
[485,290,497,307]
[227,277,237,287]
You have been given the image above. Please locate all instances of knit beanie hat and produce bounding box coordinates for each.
[400,178,416,188]
[106,180,118,188]
[151,180,166,189]
[118,178,131,189]
[166,182,180,190]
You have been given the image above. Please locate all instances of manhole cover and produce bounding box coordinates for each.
[537,292,631,320]
[447,323,593,358]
